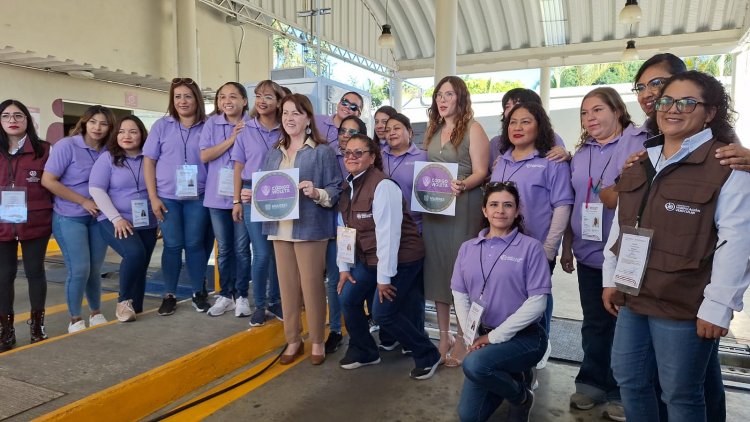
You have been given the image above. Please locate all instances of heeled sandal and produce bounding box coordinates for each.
[438,330,455,365]
[444,335,467,368]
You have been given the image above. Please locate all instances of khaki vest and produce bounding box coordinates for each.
[611,138,731,320]
[339,168,424,266]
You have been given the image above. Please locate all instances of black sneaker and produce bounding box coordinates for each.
[158,296,177,316]
[507,389,534,422]
[249,308,266,327]
[339,355,381,370]
[325,331,344,354]
[192,292,210,313]
[409,355,441,380]
[378,341,400,351]
[266,303,283,321]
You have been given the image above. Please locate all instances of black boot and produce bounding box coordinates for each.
[0,313,16,352]
[29,310,48,343]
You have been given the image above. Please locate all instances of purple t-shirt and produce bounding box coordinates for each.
[43,135,105,217]
[570,124,648,268]
[328,139,347,178]
[489,132,567,172]
[142,116,206,200]
[314,114,339,143]
[200,113,251,209]
[89,151,156,229]
[230,117,280,182]
[382,143,427,232]
[490,149,574,242]
[601,123,649,187]
[451,228,551,328]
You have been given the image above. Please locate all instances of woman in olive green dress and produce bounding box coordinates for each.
[422,76,490,366]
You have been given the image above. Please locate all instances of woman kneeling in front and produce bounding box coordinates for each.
[452,182,551,422]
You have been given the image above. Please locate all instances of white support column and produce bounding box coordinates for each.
[434,0,458,84]
[176,0,198,80]
[732,47,750,146]
[540,67,551,110]
[391,77,403,111]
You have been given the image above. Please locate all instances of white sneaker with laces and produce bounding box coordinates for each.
[68,320,86,333]
[115,300,136,322]
[207,296,236,317]
[234,297,251,317]
[89,313,108,326]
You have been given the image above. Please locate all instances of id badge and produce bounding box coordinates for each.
[613,225,655,296]
[176,165,198,197]
[581,203,604,241]
[218,167,234,197]
[464,298,486,346]
[0,188,27,223]
[336,226,356,264]
[131,199,149,228]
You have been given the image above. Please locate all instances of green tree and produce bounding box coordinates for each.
[272,35,332,76]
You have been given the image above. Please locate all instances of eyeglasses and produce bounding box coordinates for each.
[435,91,456,101]
[338,128,360,136]
[632,78,667,95]
[171,77,196,86]
[255,95,276,102]
[482,181,517,192]
[0,113,26,122]
[340,99,360,112]
[343,149,371,159]
[654,96,705,113]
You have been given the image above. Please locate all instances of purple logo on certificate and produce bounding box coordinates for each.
[253,172,298,219]
[414,164,453,212]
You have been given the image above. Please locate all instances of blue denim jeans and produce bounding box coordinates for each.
[611,306,719,422]
[325,239,342,332]
[52,212,108,317]
[208,208,251,298]
[575,263,619,401]
[243,205,279,308]
[458,323,548,422]
[158,197,210,294]
[380,266,426,345]
[98,220,157,313]
[340,259,440,368]
[542,260,556,336]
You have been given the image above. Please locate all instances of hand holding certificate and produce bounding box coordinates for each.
[410,161,459,216]
[250,168,300,222]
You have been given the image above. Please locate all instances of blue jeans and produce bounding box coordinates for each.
[380,266,426,345]
[458,323,548,422]
[243,205,279,308]
[52,212,108,317]
[98,221,157,313]
[542,260,556,336]
[325,239,342,332]
[340,259,440,368]
[158,197,210,294]
[208,208,251,298]
[575,263,619,401]
[611,306,719,422]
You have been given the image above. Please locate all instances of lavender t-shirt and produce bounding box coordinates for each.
[230,117,280,182]
[89,151,156,229]
[314,114,339,143]
[451,228,551,328]
[328,139,347,178]
[382,143,427,232]
[142,116,206,200]
[44,135,105,217]
[490,150,574,242]
[199,113,250,209]
[489,132,567,172]
[601,123,650,187]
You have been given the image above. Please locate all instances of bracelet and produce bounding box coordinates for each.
[232,200,241,205]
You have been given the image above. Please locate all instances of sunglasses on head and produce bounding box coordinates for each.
[172,77,196,86]
[483,181,517,192]
[343,149,370,159]
[340,99,360,112]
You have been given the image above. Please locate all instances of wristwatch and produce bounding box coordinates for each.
[232,200,241,205]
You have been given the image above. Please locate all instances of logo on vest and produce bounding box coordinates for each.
[664,202,701,215]
[26,170,41,183]
[356,212,373,219]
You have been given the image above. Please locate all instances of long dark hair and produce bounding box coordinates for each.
[481,182,526,234]
[647,71,736,144]
[500,102,555,156]
[0,99,45,159]
[215,82,250,116]
[108,116,148,167]
[69,105,117,150]
[372,105,397,143]
[424,76,473,148]
[168,78,207,123]
[347,134,383,171]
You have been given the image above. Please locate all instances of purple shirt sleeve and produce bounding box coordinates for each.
[547,160,574,208]
[524,238,553,296]
[450,241,470,294]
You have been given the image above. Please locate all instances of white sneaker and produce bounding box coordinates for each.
[68,320,86,333]
[234,297,251,317]
[207,296,236,317]
[89,313,108,326]
[115,300,136,322]
[536,339,552,369]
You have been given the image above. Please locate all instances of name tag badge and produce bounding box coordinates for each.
[176,165,199,198]
[464,299,486,346]
[336,226,356,264]
[218,167,234,197]
[581,203,604,241]
[131,199,149,228]
[0,188,27,223]
[613,225,655,296]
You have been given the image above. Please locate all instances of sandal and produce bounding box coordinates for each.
[444,335,467,368]
[438,330,455,365]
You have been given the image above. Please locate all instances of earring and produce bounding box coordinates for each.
[305,126,312,135]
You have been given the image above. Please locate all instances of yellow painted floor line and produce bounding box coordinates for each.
[161,349,310,421]
[15,292,119,323]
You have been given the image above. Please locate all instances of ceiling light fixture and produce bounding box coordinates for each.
[619,0,642,24]
[622,40,639,61]
[378,0,396,48]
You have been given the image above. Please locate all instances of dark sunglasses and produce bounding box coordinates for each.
[338,128,360,136]
[654,96,705,113]
[343,149,370,159]
[172,77,196,86]
[483,181,517,192]
[632,77,667,95]
[340,99,360,112]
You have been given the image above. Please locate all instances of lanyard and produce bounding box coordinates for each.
[478,231,519,299]
[585,145,614,208]
[500,160,524,183]
[179,126,193,164]
[254,126,272,151]
[124,157,143,192]
[5,155,19,187]
[85,148,98,164]
[635,145,664,228]
[386,152,408,177]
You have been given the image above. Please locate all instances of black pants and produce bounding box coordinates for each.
[0,235,49,314]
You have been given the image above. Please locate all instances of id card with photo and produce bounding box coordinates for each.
[176,165,198,197]
[336,226,356,264]
[0,188,27,223]
[613,226,655,296]
[131,199,149,228]
[464,299,486,346]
